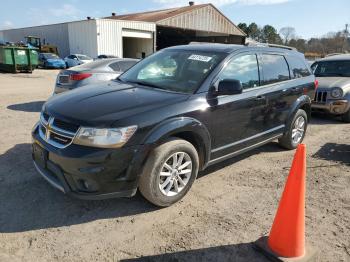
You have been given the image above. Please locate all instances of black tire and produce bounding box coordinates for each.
[278,109,308,150]
[139,138,199,207]
[341,109,350,123]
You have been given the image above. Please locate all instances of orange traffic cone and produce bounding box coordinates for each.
[254,144,318,261]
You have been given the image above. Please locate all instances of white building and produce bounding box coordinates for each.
[0,3,245,59]
[0,19,156,59]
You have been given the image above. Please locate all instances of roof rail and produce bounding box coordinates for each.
[189,42,226,45]
[245,42,297,51]
[325,53,344,57]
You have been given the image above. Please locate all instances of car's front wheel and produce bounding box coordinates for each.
[139,138,199,207]
[278,109,308,150]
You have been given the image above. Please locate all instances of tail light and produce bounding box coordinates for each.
[314,79,319,89]
[70,73,92,81]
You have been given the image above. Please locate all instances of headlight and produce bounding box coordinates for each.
[331,87,343,98]
[73,126,137,148]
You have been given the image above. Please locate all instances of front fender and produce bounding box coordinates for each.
[142,117,211,167]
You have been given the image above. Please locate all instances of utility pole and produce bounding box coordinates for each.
[343,24,349,53]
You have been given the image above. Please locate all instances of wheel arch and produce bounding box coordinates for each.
[285,95,311,131]
[142,117,211,170]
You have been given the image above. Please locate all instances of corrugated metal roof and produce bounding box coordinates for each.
[106,4,209,22]
[106,4,246,36]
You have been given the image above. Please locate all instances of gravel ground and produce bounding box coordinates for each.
[0,70,349,262]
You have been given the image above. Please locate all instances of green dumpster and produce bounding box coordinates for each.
[29,48,39,69]
[0,46,39,73]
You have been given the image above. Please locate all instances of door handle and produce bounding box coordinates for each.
[255,95,266,100]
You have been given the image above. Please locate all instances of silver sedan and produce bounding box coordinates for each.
[54,58,138,94]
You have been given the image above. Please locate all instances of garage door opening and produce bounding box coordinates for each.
[156,26,245,50]
[122,37,153,59]
[121,29,154,59]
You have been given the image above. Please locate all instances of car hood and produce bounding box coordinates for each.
[45,81,189,127]
[317,77,350,90]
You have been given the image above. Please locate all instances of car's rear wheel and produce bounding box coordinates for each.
[278,109,308,150]
[341,109,350,123]
[139,138,199,207]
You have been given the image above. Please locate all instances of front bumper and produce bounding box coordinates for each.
[311,99,349,115]
[32,125,148,200]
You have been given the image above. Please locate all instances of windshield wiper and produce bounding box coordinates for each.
[127,80,166,90]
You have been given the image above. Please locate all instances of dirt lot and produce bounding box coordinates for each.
[0,70,349,262]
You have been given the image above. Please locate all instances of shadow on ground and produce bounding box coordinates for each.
[312,143,350,166]
[7,101,45,112]
[0,141,285,233]
[310,112,346,125]
[0,143,157,233]
[120,243,268,262]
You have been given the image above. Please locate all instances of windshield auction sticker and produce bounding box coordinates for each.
[188,54,213,62]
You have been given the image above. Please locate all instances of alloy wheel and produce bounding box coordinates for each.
[159,152,193,197]
[291,116,306,144]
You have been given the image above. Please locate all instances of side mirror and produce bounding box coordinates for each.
[217,79,243,96]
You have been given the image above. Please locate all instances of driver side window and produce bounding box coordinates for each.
[219,54,260,89]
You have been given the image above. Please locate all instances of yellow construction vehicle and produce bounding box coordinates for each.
[25,36,59,56]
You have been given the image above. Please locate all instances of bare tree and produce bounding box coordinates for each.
[279,27,296,44]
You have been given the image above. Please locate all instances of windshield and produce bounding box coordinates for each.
[77,55,92,60]
[314,60,350,77]
[118,50,226,93]
[43,53,59,59]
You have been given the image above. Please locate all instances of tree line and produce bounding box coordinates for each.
[238,23,350,56]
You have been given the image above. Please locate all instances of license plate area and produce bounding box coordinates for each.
[58,75,69,84]
[33,143,48,168]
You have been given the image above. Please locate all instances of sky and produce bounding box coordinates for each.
[0,0,349,39]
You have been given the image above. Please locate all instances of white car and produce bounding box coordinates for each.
[64,54,93,68]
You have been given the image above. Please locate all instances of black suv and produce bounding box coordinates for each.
[32,44,316,206]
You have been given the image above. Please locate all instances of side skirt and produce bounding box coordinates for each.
[207,134,283,167]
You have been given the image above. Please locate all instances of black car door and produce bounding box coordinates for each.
[204,52,268,160]
[247,52,293,135]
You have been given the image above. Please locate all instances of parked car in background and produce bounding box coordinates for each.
[32,43,316,207]
[38,53,66,69]
[54,58,138,94]
[97,54,119,59]
[64,54,93,68]
[311,54,350,122]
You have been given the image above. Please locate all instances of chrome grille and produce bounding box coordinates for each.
[314,91,328,103]
[39,112,79,148]
[42,112,50,122]
[53,118,79,133]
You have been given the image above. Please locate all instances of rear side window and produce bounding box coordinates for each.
[119,61,137,72]
[287,56,311,78]
[219,54,260,89]
[109,62,121,72]
[260,54,290,85]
